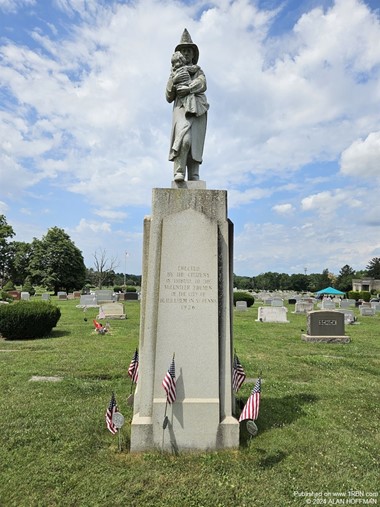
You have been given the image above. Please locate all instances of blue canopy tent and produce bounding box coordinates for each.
[316,286,345,296]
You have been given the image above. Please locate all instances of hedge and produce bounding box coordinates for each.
[0,301,61,340]
[233,291,255,307]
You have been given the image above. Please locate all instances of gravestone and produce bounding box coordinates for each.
[130,187,239,452]
[294,301,314,314]
[57,291,67,300]
[337,309,355,324]
[360,306,375,316]
[288,298,297,305]
[321,299,335,310]
[271,298,283,307]
[256,306,289,323]
[236,301,247,311]
[73,291,81,298]
[97,302,125,319]
[339,300,350,309]
[78,295,98,307]
[301,311,349,343]
[8,291,21,300]
[347,299,356,307]
[263,298,272,305]
[124,292,139,301]
[95,290,113,304]
[371,302,380,313]
[21,292,30,301]
[41,293,51,301]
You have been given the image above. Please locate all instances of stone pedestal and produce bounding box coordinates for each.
[130,186,239,452]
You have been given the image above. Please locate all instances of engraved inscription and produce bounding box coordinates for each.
[319,319,337,326]
[160,265,217,310]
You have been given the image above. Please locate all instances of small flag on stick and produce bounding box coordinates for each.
[239,377,261,422]
[162,354,176,404]
[232,353,246,392]
[105,392,119,434]
[128,349,139,384]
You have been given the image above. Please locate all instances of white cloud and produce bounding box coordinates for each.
[340,131,380,180]
[272,203,295,215]
[0,201,9,214]
[301,189,361,215]
[1,0,380,275]
[74,218,112,234]
[0,0,34,13]
[94,209,128,221]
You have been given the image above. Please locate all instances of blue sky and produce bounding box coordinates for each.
[1,0,380,277]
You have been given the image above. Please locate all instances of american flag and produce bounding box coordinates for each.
[239,377,261,422]
[105,392,118,434]
[162,356,176,404]
[128,349,139,384]
[232,353,246,392]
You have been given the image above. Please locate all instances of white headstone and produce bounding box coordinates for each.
[95,290,113,303]
[79,295,98,307]
[21,292,30,300]
[322,299,335,310]
[337,309,355,324]
[236,301,247,311]
[271,298,284,307]
[256,306,289,323]
[360,306,375,316]
[294,301,314,314]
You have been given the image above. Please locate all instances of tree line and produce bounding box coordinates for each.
[0,215,140,293]
[1,215,379,293]
[234,260,380,293]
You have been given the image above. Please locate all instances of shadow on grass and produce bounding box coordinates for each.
[239,392,318,448]
[2,329,71,341]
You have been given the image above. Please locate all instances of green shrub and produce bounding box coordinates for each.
[126,286,137,292]
[0,301,61,340]
[233,291,255,307]
[348,290,370,302]
[22,277,35,296]
[114,286,123,293]
[3,280,16,291]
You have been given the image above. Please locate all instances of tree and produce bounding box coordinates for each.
[336,264,356,292]
[366,257,380,278]
[28,227,86,293]
[7,241,33,285]
[0,215,15,287]
[92,249,119,289]
[289,273,309,292]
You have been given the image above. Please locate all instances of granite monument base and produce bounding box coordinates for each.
[301,334,350,343]
[130,186,239,452]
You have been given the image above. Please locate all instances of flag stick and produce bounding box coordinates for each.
[118,428,122,452]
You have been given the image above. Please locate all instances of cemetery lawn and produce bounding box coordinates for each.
[0,300,379,507]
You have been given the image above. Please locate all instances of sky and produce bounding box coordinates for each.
[1,0,380,277]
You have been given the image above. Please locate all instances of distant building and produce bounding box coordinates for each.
[352,278,380,292]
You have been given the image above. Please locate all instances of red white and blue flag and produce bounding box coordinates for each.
[105,392,118,434]
[128,349,139,384]
[162,356,176,404]
[239,377,261,422]
[232,353,246,392]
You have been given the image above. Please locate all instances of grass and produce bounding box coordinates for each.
[0,299,379,507]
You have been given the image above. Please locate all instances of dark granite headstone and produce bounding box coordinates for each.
[302,310,349,343]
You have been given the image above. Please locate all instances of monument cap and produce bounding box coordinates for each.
[175,28,199,64]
